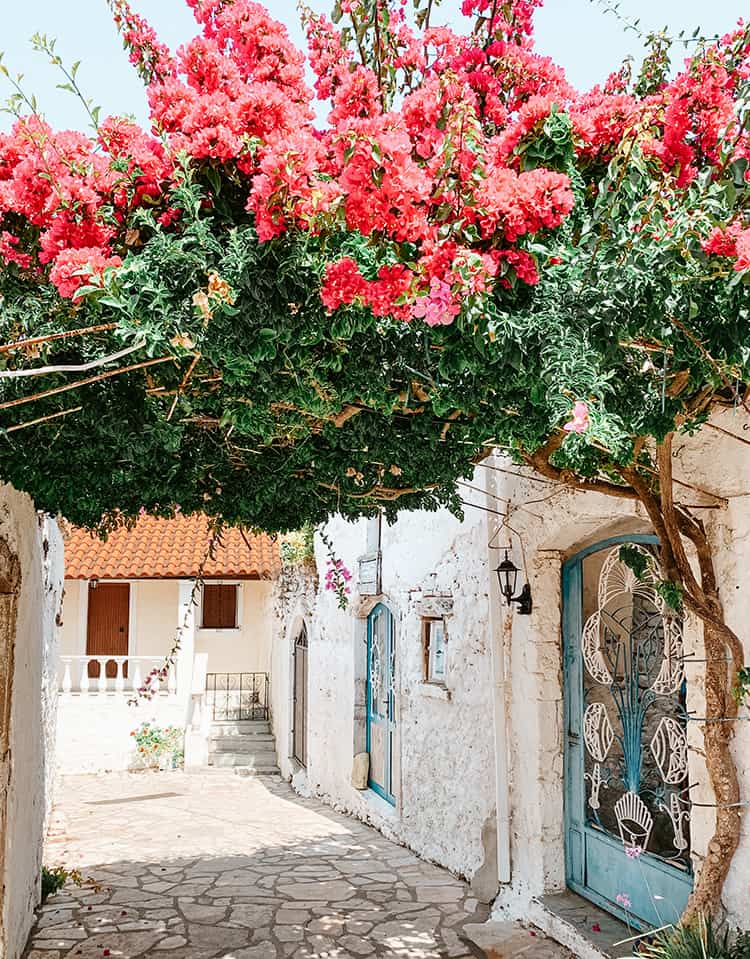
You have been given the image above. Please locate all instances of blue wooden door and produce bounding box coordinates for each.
[563,536,693,929]
[367,603,396,804]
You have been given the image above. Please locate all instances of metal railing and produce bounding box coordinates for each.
[205,672,269,722]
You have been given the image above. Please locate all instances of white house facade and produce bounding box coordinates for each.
[56,514,279,773]
[271,482,501,901]
[272,410,750,952]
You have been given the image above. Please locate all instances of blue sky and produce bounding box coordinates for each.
[0,0,745,132]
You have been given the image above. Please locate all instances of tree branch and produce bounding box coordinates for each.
[0,341,145,379]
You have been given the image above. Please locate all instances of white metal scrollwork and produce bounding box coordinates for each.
[582,611,613,686]
[583,703,614,810]
[584,702,614,761]
[615,790,654,850]
[660,793,690,852]
[581,546,684,695]
[650,716,689,785]
[651,618,685,695]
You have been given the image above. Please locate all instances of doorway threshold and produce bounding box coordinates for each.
[529,892,640,959]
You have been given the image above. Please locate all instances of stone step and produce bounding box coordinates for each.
[209,752,280,770]
[209,737,276,753]
[210,721,271,736]
[234,766,281,778]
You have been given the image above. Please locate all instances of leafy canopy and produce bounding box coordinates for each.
[0,0,748,532]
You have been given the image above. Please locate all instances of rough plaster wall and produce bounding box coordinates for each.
[0,488,63,959]
[133,580,179,657]
[58,580,81,656]
[278,480,498,883]
[270,565,317,782]
[195,581,274,674]
[489,410,750,929]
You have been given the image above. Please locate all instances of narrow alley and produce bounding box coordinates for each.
[24,771,568,959]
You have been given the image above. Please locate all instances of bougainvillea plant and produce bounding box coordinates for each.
[0,0,749,918]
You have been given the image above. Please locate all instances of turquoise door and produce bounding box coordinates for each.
[563,536,693,929]
[366,603,396,804]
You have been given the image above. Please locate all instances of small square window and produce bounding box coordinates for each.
[422,618,447,684]
[202,584,238,629]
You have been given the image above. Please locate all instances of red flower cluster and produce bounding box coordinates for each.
[321,258,413,322]
[703,223,750,272]
[146,0,312,164]
[48,248,123,300]
[0,0,747,319]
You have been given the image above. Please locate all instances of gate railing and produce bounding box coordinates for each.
[205,672,269,722]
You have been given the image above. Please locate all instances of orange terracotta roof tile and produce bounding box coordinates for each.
[63,514,280,581]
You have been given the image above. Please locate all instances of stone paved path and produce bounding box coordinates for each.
[27,770,493,959]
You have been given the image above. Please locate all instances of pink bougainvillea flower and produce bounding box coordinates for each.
[411,277,461,327]
[616,893,632,909]
[625,845,643,859]
[563,401,590,434]
[591,924,601,933]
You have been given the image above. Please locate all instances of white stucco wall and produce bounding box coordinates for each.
[0,487,63,959]
[485,410,750,932]
[272,480,499,891]
[195,581,274,674]
[272,411,750,934]
[56,696,187,774]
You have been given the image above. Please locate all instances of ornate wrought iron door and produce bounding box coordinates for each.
[563,536,693,929]
[366,603,397,804]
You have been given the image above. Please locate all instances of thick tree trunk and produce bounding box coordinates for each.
[683,617,742,919]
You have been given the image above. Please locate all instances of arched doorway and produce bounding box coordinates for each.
[563,535,692,928]
[0,539,21,953]
[366,603,397,804]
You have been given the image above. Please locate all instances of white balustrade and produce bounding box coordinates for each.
[58,655,176,696]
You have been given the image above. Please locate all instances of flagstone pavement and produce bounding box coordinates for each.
[26,770,571,959]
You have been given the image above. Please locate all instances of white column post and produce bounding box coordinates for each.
[177,579,197,717]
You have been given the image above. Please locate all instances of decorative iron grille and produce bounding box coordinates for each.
[205,672,269,721]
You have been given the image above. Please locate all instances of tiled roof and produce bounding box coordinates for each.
[63,514,280,581]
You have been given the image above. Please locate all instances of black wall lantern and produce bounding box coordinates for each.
[495,549,533,615]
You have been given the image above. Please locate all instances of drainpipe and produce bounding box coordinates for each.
[486,457,512,886]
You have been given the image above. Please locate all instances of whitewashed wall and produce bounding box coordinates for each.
[56,697,187,774]
[272,481,499,893]
[273,412,750,936]
[0,487,63,959]
[487,411,750,934]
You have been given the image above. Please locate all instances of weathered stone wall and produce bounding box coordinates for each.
[488,410,750,931]
[270,562,318,783]
[273,482,499,890]
[273,411,750,931]
[0,487,63,959]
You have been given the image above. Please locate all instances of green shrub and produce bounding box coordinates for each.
[639,916,750,959]
[41,865,80,903]
[131,722,184,768]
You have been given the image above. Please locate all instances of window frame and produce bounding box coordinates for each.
[421,616,447,685]
[199,582,241,631]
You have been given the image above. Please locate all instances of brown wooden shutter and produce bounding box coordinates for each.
[202,584,237,628]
